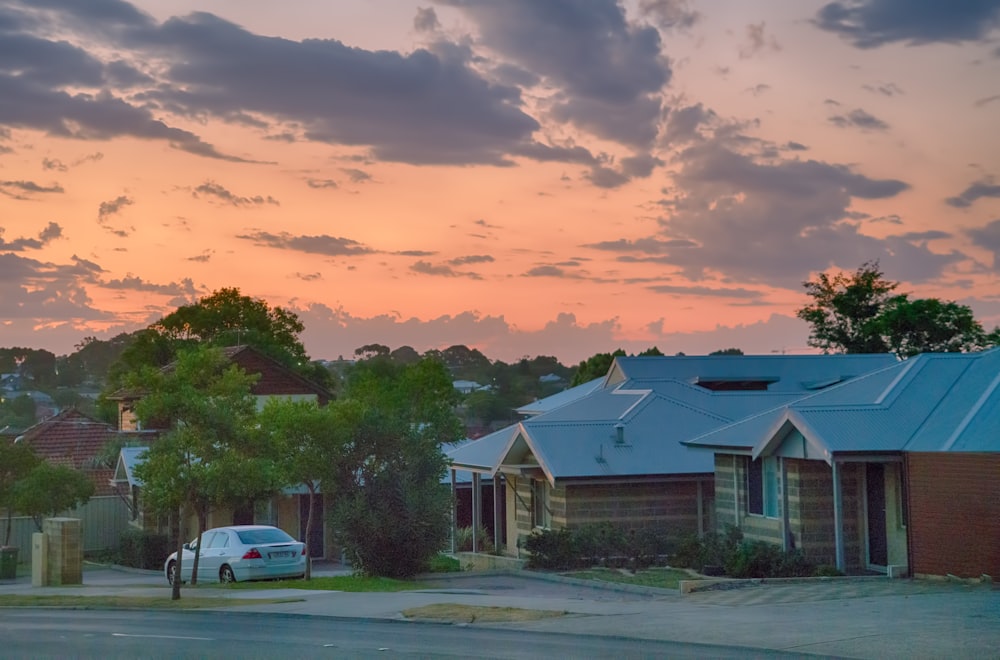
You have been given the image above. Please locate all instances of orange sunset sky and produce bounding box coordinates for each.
[2,0,1000,364]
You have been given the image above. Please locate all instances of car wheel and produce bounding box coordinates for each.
[219,565,236,584]
[166,561,177,586]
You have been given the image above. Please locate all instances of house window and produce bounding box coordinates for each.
[746,456,779,518]
[532,479,551,528]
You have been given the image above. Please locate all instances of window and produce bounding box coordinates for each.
[746,456,779,518]
[208,532,230,549]
[532,479,551,528]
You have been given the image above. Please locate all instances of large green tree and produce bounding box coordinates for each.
[798,261,998,357]
[130,346,278,596]
[332,356,463,578]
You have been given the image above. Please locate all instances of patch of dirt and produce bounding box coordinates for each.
[401,603,567,623]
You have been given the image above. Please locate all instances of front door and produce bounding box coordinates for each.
[299,494,325,558]
[866,463,887,567]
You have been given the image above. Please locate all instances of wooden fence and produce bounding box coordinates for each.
[2,496,129,563]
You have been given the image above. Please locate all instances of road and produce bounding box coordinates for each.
[0,609,829,659]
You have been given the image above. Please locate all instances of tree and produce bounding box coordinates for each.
[798,261,998,357]
[11,463,95,531]
[0,441,40,545]
[130,345,268,596]
[255,399,341,580]
[0,395,37,431]
[709,348,744,356]
[570,350,625,386]
[332,356,463,578]
[797,261,898,354]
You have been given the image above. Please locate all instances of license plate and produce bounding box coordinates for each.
[269,551,292,558]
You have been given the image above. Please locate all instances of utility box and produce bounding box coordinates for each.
[0,546,17,580]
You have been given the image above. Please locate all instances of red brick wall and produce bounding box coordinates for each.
[906,452,1000,578]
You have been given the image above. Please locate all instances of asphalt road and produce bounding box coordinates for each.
[0,609,831,660]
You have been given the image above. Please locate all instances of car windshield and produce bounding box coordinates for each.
[236,528,295,545]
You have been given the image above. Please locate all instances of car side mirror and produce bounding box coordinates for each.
[183,543,191,550]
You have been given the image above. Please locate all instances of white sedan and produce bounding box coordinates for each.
[164,525,307,585]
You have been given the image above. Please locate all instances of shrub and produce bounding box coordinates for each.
[427,553,462,573]
[524,523,674,570]
[454,525,494,553]
[524,528,577,569]
[118,528,169,570]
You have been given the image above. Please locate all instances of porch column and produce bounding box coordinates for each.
[471,472,481,553]
[449,469,457,554]
[493,475,502,551]
[832,460,845,573]
[780,457,790,552]
[696,480,704,538]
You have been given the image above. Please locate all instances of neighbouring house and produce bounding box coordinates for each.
[684,348,1000,578]
[109,345,334,558]
[448,353,897,558]
[8,409,153,561]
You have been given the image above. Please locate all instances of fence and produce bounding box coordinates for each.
[2,496,129,563]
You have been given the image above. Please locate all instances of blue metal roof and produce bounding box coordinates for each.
[515,378,604,416]
[446,425,520,474]
[686,349,1000,459]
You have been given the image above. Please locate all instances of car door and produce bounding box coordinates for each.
[199,530,231,580]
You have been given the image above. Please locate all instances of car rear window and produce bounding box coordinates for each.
[236,528,295,545]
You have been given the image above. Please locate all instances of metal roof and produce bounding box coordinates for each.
[686,349,1000,459]
[515,378,604,416]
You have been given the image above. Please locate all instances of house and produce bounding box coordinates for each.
[684,348,1000,578]
[109,345,334,558]
[448,353,897,557]
[8,409,152,561]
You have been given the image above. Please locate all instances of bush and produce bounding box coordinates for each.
[427,553,461,573]
[118,528,169,570]
[671,525,817,579]
[525,523,674,570]
[454,525,494,553]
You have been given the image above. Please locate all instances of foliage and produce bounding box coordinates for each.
[670,526,816,578]
[524,523,673,570]
[0,348,57,388]
[454,525,494,553]
[331,356,462,578]
[428,553,462,573]
[570,350,625,386]
[0,395,37,431]
[0,441,41,544]
[11,463,95,531]
[118,528,170,570]
[709,347,744,356]
[797,261,999,357]
[564,567,693,590]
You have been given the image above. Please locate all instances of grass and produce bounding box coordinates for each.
[0,594,302,609]
[218,574,428,592]
[561,566,696,590]
[402,603,566,624]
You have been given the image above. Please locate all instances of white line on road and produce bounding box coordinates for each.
[112,633,214,641]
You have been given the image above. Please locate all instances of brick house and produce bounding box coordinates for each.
[448,353,896,557]
[109,345,334,558]
[685,349,1000,578]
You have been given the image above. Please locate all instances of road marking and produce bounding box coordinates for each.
[112,633,214,641]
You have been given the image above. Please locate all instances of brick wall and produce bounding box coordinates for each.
[907,452,1000,578]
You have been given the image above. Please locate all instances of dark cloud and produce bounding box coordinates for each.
[968,219,1000,268]
[974,94,1000,107]
[511,141,597,165]
[814,0,1000,48]
[523,265,580,278]
[414,7,440,32]
[187,250,212,262]
[0,221,63,251]
[745,84,771,96]
[587,166,630,189]
[410,260,482,279]
[647,284,763,299]
[663,104,717,145]
[739,22,782,59]
[237,230,374,256]
[340,168,371,183]
[306,178,338,189]
[784,141,809,151]
[0,180,64,197]
[294,272,322,281]
[946,178,1000,208]
[621,153,664,178]
[193,181,279,207]
[638,0,701,31]
[863,81,904,96]
[97,195,133,221]
[440,0,670,149]
[395,250,437,257]
[100,275,197,295]
[828,108,890,131]
[584,237,698,252]
[449,254,494,265]
[42,157,67,171]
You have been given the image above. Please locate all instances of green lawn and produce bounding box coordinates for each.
[218,574,428,592]
[560,567,696,590]
[0,594,302,609]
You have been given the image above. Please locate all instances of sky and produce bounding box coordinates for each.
[2,0,1000,365]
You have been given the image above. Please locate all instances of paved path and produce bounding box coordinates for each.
[2,564,998,659]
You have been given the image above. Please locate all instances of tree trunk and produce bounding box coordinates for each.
[304,483,316,580]
[171,506,183,601]
[190,508,207,585]
[3,508,11,546]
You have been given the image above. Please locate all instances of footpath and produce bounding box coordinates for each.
[2,563,998,659]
